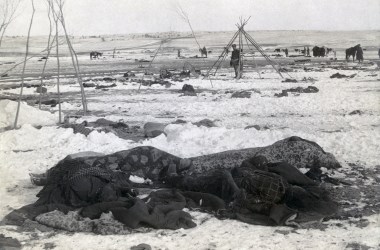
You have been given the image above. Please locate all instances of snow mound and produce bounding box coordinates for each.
[0,100,58,129]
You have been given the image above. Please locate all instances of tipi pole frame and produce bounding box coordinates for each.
[205,17,288,80]
[203,18,250,79]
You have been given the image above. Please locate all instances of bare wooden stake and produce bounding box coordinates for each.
[39,0,55,109]
[13,0,35,129]
[53,3,62,123]
[54,0,87,114]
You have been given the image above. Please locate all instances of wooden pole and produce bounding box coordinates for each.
[39,0,54,109]
[55,0,88,113]
[13,0,35,129]
[54,8,62,123]
[176,5,213,87]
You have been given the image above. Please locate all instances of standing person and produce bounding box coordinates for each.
[202,46,208,58]
[230,44,241,78]
[356,44,364,63]
[333,50,337,60]
[284,48,289,57]
[177,49,181,58]
[306,47,310,56]
[378,48,380,59]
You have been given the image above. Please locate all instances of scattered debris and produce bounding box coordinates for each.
[295,59,311,63]
[348,110,363,115]
[160,69,172,79]
[182,84,195,92]
[143,122,167,138]
[83,82,96,88]
[180,84,196,96]
[231,91,251,98]
[37,99,60,107]
[282,78,298,83]
[61,122,93,136]
[36,86,47,93]
[95,83,117,89]
[172,119,187,124]
[193,119,217,128]
[123,72,135,77]
[274,91,288,98]
[301,77,317,82]
[244,125,270,130]
[102,77,116,82]
[0,234,22,249]
[131,243,152,250]
[330,73,356,79]
[275,86,319,97]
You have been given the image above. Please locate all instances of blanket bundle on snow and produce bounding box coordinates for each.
[1,136,341,234]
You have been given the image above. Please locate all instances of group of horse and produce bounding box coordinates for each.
[312,46,333,57]
[273,44,364,62]
[345,44,364,62]
[89,44,364,63]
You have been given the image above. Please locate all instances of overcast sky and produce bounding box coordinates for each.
[6,0,380,36]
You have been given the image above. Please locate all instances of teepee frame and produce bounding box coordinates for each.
[204,17,285,80]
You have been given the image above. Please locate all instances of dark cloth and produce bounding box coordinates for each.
[231,49,240,60]
[35,158,134,207]
[80,190,196,230]
[230,48,242,77]
[165,169,240,202]
[356,47,363,60]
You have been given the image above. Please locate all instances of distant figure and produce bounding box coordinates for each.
[306,47,310,56]
[378,48,380,58]
[199,46,208,58]
[284,48,289,57]
[356,44,364,63]
[178,49,181,58]
[326,48,333,55]
[90,51,103,60]
[303,47,306,55]
[230,44,241,78]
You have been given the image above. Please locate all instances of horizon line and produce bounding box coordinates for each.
[5,29,380,37]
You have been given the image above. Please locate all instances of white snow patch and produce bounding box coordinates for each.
[0,100,58,129]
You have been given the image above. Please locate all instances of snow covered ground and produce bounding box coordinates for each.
[0,31,380,249]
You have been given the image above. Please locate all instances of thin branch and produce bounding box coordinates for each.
[0,0,22,46]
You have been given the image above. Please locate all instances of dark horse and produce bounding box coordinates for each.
[312,46,326,57]
[90,51,103,60]
[345,44,360,62]
[199,46,208,58]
